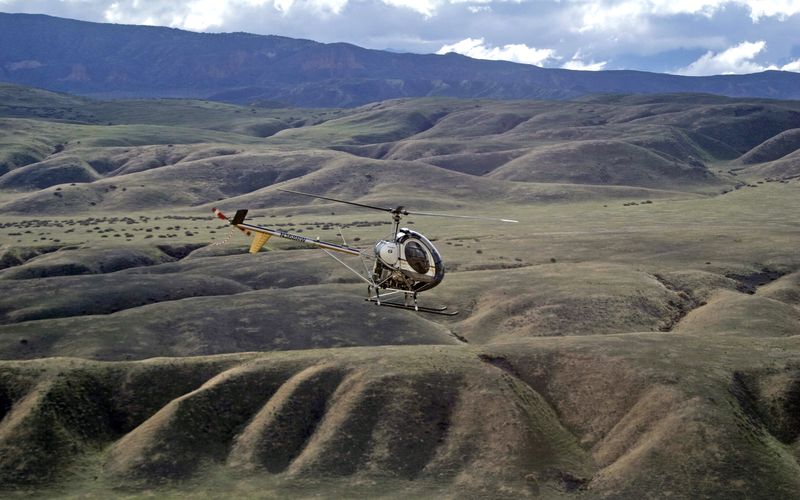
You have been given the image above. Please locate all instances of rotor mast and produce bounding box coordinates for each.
[390,206,406,235]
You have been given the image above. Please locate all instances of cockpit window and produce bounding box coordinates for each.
[404,241,430,274]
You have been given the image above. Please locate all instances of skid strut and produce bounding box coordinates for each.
[366,286,458,316]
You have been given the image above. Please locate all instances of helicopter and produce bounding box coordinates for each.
[212,188,518,315]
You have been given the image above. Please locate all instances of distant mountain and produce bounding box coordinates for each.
[2,13,800,107]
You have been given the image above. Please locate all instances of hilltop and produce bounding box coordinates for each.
[3,83,800,217]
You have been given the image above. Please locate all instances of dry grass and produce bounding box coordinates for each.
[1,88,800,497]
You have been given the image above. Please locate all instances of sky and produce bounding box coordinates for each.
[1,0,799,75]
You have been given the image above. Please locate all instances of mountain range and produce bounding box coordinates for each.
[2,12,800,107]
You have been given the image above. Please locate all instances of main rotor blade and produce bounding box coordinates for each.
[405,211,519,223]
[277,188,393,213]
[278,188,518,222]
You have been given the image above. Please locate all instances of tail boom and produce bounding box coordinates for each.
[237,222,361,256]
[212,207,360,256]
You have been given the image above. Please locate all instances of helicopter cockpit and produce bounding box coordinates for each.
[371,228,444,292]
[403,240,429,274]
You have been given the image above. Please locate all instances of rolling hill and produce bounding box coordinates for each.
[0,83,799,497]
[1,337,798,497]
[6,84,800,217]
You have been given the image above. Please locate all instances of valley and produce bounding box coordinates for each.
[0,83,799,497]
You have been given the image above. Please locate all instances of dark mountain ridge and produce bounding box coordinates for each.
[2,12,800,107]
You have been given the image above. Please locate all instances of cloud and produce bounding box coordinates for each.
[381,0,441,17]
[436,37,557,66]
[272,0,350,15]
[782,59,800,72]
[676,40,800,75]
[570,0,800,33]
[103,0,228,30]
[677,40,769,75]
[743,0,800,20]
[101,0,350,31]
[561,52,607,71]
[434,38,607,71]
[380,0,525,17]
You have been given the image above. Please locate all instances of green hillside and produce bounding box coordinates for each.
[0,84,799,497]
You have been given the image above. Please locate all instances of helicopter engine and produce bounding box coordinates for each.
[372,228,444,292]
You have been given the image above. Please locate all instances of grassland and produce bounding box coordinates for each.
[0,83,799,498]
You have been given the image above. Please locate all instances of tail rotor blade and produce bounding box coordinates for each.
[212,207,228,221]
[211,207,251,235]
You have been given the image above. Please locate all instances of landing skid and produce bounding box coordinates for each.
[365,298,459,316]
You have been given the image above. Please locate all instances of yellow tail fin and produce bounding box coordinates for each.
[249,233,271,253]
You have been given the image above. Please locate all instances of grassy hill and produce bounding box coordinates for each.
[0,84,799,497]
[0,337,798,498]
[8,87,800,216]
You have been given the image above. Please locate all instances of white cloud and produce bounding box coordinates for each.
[378,0,515,17]
[570,0,800,33]
[744,0,800,20]
[782,59,800,72]
[272,0,349,14]
[574,1,647,33]
[179,0,230,30]
[436,37,557,66]
[562,52,607,70]
[674,40,800,75]
[104,0,230,29]
[381,0,441,17]
[677,40,770,75]
[103,0,349,30]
